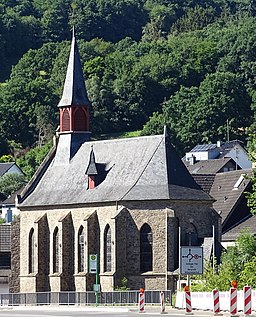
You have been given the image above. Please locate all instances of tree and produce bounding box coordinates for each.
[191,230,256,291]
[142,71,252,155]
[0,173,26,197]
[16,140,53,180]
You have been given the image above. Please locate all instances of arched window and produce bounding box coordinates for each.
[185,223,200,246]
[140,224,153,272]
[53,227,59,273]
[28,228,34,273]
[62,109,70,131]
[104,225,111,272]
[74,108,87,131]
[78,226,85,272]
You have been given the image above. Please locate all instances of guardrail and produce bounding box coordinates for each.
[0,290,172,306]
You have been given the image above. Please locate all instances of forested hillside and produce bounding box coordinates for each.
[0,0,256,173]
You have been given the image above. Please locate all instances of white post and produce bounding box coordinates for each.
[212,225,215,272]
[178,226,181,290]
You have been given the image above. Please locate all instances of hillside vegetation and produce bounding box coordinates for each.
[0,0,256,168]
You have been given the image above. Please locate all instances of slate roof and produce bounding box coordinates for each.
[57,28,90,108]
[222,215,256,241]
[184,158,236,174]
[218,140,245,159]
[209,169,252,226]
[1,187,24,205]
[0,163,15,177]
[19,133,212,208]
[191,174,215,194]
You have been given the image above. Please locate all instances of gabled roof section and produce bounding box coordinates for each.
[218,140,246,158]
[191,174,216,194]
[184,158,239,174]
[58,27,90,108]
[209,169,252,225]
[222,215,256,242]
[18,133,212,208]
[0,163,15,177]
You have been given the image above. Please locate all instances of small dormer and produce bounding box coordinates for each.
[85,147,98,189]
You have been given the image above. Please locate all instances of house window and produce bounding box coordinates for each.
[140,224,153,272]
[78,226,85,272]
[53,227,59,273]
[29,228,34,273]
[104,225,111,272]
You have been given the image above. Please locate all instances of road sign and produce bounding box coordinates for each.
[93,284,101,292]
[180,246,203,274]
[89,254,97,274]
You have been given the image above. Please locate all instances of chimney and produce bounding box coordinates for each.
[217,141,222,147]
[189,155,196,165]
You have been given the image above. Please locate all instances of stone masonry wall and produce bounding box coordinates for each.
[9,215,20,293]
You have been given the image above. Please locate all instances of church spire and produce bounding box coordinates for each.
[58,27,90,133]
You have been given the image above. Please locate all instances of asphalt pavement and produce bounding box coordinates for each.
[0,305,234,317]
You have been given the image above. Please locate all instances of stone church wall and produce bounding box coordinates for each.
[9,215,20,293]
[14,198,220,293]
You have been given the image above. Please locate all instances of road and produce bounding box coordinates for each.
[0,306,227,317]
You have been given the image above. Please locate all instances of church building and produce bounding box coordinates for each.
[10,30,221,293]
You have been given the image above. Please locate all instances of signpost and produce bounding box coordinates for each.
[180,246,203,275]
[89,254,99,306]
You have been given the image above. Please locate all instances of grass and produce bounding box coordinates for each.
[98,130,142,140]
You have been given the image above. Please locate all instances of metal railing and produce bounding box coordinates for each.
[0,290,172,306]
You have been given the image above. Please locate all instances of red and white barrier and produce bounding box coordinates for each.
[244,285,252,315]
[139,291,145,313]
[160,291,166,314]
[185,290,193,314]
[230,287,237,316]
[213,289,221,314]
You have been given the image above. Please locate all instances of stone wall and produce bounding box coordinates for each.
[15,198,220,293]
[9,215,20,293]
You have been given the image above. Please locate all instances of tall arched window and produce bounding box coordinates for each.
[78,226,85,272]
[140,224,153,272]
[53,227,59,273]
[62,109,70,131]
[104,225,111,272]
[74,108,87,131]
[185,223,200,246]
[28,228,34,273]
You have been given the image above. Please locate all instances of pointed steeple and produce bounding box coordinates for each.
[58,27,90,108]
[58,27,90,133]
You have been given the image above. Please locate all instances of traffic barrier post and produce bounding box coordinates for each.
[230,287,238,316]
[212,288,223,316]
[185,290,193,315]
[138,288,145,313]
[244,285,252,315]
[160,291,166,314]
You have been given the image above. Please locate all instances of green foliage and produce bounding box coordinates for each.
[191,231,256,291]
[0,173,26,197]
[246,170,256,215]
[0,218,6,224]
[114,276,130,291]
[0,1,256,159]
[239,257,256,288]
[16,141,53,180]
[0,155,13,163]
